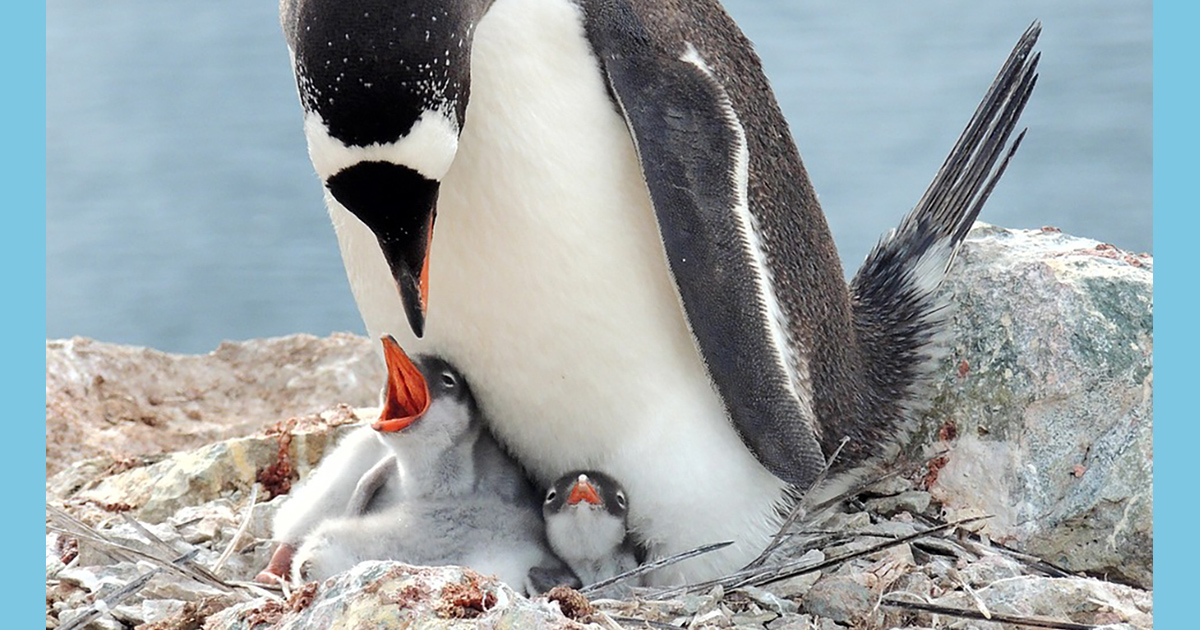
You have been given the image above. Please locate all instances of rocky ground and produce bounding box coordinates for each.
[45,226,1153,630]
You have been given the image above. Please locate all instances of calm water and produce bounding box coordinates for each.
[47,0,1152,354]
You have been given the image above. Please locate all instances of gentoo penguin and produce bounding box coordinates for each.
[539,471,639,590]
[280,0,1040,584]
[289,336,569,591]
[256,335,541,584]
[256,415,390,584]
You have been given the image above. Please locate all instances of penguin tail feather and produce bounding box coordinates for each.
[849,22,1040,420]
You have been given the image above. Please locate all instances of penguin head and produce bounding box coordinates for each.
[287,0,495,336]
[543,471,630,560]
[372,335,480,454]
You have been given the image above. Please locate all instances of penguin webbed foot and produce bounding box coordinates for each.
[526,565,582,596]
[253,542,297,585]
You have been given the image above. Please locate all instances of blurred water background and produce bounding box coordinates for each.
[47,0,1152,354]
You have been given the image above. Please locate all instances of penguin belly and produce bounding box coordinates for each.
[327,0,790,584]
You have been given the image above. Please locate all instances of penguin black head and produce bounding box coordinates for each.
[285,0,495,336]
[373,335,480,450]
[544,471,629,521]
[543,471,631,571]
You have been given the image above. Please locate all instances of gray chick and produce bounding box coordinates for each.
[289,335,568,593]
[255,420,392,584]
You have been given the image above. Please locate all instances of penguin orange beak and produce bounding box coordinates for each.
[372,334,430,432]
[566,477,603,506]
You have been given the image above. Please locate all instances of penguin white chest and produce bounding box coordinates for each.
[325,0,790,583]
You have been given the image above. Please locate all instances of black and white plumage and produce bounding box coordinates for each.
[280,0,1039,584]
[538,471,639,590]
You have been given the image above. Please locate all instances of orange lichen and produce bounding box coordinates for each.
[288,582,319,613]
[257,430,294,499]
[435,574,498,619]
[545,586,594,621]
[924,456,949,489]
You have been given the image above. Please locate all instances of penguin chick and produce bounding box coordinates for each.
[541,471,640,589]
[255,335,523,584]
[291,335,567,592]
[364,338,533,504]
[255,420,392,584]
[292,490,556,591]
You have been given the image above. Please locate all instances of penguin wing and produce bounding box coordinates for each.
[579,1,826,489]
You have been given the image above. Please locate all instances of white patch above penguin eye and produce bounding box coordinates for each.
[545,489,557,503]
[303,108,460,182]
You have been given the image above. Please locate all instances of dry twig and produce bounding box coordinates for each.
[580,541,733,596]
[882,596,1099,630]
[212,484,260,575]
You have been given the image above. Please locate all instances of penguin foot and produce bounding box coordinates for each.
[254,542,296,585]
[527,565,582,595]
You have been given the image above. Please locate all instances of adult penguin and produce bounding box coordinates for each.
[280,0,1039,584]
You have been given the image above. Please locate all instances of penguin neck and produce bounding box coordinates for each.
[390,427,483,498]
[546,506,630,575]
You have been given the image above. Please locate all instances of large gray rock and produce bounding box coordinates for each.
[920,225,1152,588]
[46,333,384,477]
[926,575,1152,629]
[49,406,363,524]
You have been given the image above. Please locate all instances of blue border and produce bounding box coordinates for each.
[16,2,47,625]
[1154,0,1184,624]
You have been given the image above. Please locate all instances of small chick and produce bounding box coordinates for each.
[255,421,392,584]
[289,336,568,592]
[541,471,640,589]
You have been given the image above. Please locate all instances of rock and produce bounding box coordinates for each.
[862,490,932,517]
[955,553,1025,588]
[204,561,594,630]
[799,575,873,625]
[680,584,724,615]
[767,550,825,599]
[737,586,798,615]
[731,609,779,627]
[50,407,362,524]
[135,597,232,630]
[46,333,384,477]
[859,519,919,539]
[921,225,1153,588]
[927,575,1151,630]
[768,616,841,630]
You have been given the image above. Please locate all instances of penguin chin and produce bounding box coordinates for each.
[547,508,628,564]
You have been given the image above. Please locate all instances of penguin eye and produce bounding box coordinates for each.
[440,371,457,388]
[545,489,557,504]
[615,491,627,509]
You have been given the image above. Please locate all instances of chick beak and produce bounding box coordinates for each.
[372,334,430,432]
[566,476,603,506]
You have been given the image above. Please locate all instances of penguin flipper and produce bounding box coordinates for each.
[271,425,388,543]
[346,455,399,516]
[579,2,825,489]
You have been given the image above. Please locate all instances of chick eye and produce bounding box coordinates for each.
[544,489,557,504]
[441,371,457,388]
[615,491,627,509]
